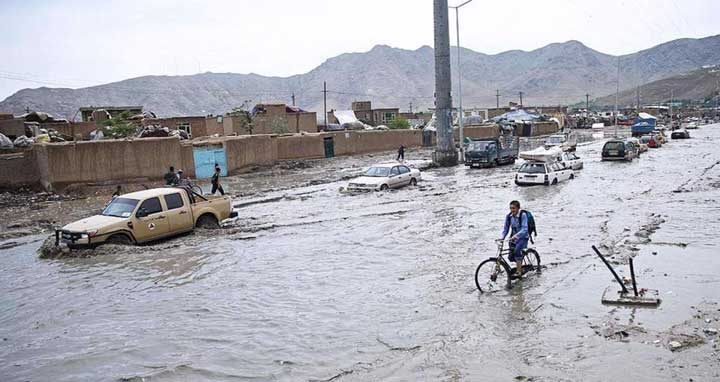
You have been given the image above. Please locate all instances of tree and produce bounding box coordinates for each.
[388,117,410,130]
[100,111,137,138]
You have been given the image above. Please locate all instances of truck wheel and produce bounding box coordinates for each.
[552,178,558,185]
[196,214,220,229]
[106,234,132,245]
[380,184,389,191]
[409,178,417,186]
[570,174,575,180]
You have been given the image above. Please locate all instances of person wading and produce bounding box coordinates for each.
[211,166,225,195]
[499,200,529,279]
[397,145,405,161]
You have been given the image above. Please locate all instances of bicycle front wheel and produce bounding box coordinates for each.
[522,249,541,274]
[475,258,512,293]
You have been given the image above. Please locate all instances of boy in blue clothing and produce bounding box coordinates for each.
[499,200,529,279]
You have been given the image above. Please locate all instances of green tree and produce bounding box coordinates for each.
[100,111,137,138]
[388,117,410,130]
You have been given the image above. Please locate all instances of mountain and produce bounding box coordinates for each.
[2,35,720,119]
[594,65,720,107]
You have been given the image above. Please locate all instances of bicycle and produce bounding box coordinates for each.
[474,239,541,293]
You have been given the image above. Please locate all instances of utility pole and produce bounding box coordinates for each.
[519,92,524,108]
[670,88,674,128]
[409,102,413,113]
[496,89,500,109]
[585,93,590,114]
[614,57,620,137]
[432,0,457,166]
[291,92,296,106]
[323,82,328,131]
[715,75,719,120]
[635,86,640,112]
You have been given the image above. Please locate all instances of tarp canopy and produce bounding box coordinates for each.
[333,110,360,125]
[491,109,540,122]
[637,112,657,120]
[520,146,563,162]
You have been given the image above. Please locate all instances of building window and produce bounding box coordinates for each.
[177,122,192,137]
[383,112,396,122]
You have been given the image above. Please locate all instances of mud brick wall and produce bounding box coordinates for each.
[180,142,196,178]
[0,151,40,189]
[223,135,278,172]
[531,121,560,136]
[457,126,500,140]
[276,133,325,159]
[332,129,424,156]
[40,137,182,188]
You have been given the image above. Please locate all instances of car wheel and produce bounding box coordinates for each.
[570,173,575,180]
[380,184,389,191]
[409,178,417,186]
[106,233,133,245]
[551,178,558,185]
[196,214,220,229]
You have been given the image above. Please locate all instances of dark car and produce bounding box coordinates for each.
[602,139,636,161]
[671,129,690,139]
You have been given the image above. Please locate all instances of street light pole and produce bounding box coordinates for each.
[450,0,473,162]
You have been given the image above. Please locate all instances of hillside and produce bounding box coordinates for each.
[594,66,720,106]
[2,34,720,119]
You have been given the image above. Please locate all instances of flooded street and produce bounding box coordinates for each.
[2,126,720,381]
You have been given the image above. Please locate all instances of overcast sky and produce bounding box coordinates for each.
[1,0,718,100]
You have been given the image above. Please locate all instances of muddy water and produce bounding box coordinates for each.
[2,126,720,381]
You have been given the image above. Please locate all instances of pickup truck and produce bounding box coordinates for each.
[55,187,237,248]
[464,137,519,168]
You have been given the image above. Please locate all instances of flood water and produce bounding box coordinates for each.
[2,126,720,381]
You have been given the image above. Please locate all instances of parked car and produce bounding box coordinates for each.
[56,187,236,248]
[640,134,661,148]
[652,129,667,144]
[625,137,647,154]
[671,129,691,139]
[559,151,583,170]
[346,163,421,191]
[515,161,574,186]
[544,133,577,152]
[602,139,637,161]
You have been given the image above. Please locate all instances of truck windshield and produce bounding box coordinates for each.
[518,163,546,174]
[102,198,139,218]
[365,167,390,177]
[468,141,491,151]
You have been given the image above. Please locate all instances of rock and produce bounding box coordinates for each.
[669,341,683,351]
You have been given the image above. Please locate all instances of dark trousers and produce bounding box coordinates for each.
[211,183,225,195]
[397,152,404,161]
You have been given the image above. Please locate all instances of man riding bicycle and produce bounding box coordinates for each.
[499,200,529,279]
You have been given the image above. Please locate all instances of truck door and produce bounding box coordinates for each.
[163,192,194,232]
[133,197,170,242]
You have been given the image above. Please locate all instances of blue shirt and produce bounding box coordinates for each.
[502,212,528,240]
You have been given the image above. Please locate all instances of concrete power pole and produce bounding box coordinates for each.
[433,0,457,166]
[496,89,500,109]
[323,82,328,131]
[519,92,524,108]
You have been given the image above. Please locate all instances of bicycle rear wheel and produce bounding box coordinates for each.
[522,249,541,274]
[475,258,512,293]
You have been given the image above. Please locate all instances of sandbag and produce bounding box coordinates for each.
[0,133,13,149]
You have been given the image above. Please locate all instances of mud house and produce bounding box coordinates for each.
[142,116,225,138]
[79,106,143,122]
[250,104,317,134]
[349,101,400,126]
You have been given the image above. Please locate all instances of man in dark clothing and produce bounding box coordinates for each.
[397,145,405,161]
[164,166,178,185]
[211,167,225,195]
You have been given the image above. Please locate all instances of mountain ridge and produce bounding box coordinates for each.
[2,35,720,119]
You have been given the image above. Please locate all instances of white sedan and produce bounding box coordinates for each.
[346,163,421,191]
[560,152,583,170]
